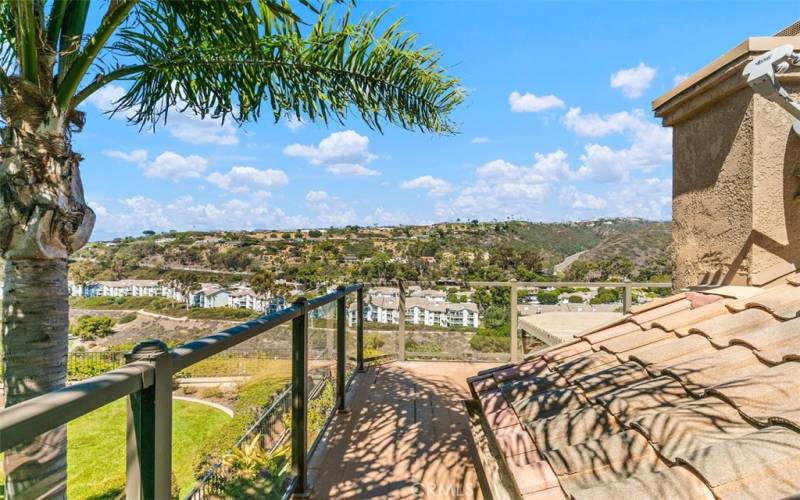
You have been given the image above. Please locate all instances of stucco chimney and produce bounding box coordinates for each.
[653,33,800,290]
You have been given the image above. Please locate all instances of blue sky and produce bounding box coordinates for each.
[76,1,800,240]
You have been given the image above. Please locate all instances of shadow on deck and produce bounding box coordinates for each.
[308,361,501,499]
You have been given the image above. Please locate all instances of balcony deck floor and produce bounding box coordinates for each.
[308,361,500,499]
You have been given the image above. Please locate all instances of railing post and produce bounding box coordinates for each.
[336,286,349,413]
[356,286,365,372]
[398,279,406,362]
[623,283,633,314]
[125,340,172,500]
[510,280,519,363]
[291,297,309,497]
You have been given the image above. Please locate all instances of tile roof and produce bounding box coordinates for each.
[468,280,800,499]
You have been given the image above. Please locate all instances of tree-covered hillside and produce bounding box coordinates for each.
[71,218,672,286]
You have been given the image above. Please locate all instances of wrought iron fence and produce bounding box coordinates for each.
[185,371,333,499]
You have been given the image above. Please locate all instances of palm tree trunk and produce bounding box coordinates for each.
[2,258,69,499]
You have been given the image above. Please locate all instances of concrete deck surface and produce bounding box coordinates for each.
[308,361,500,499]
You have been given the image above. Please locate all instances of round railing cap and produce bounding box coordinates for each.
[128,339,169,358]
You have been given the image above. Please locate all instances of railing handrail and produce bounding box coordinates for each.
[0,361,154,451]
[363,280,673,288]
[170,284,362,373]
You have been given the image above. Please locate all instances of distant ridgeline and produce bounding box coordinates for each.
[70,218,672,285]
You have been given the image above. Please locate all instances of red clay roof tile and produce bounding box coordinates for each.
[685,291,724,309]
[650,301,728,331]
[545,430,668,496]
[506,456,560,495]
[541,341,592,363]
[527,405,620,451]
[493,423,538,457]
[595,327,673,355]
[570,466,714,500]
[553,351,620,381]
[630,397,755,462]
[678,426,800,500]
[472,284,800,498]
[513,387,587,422]
[580,321,642,344]
[629,299,692,328]
[681,307,777,346]
[628,293,686,315]
[493,358,550,383]
[726,283,800,318]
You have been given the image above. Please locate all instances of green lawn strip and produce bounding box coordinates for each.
[177,358,291,378]
[0,399,231,499]
[69,296,259,321]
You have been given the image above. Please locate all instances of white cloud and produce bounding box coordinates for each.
[562,108,672,182]
[471,136,491,144]
[93,195,309,239]
[606,177,672,219]
[532,150,572,181]
[305,190,330,202]
[104,149,148,163]
[673,73,689,85]
[325,164,380,176]
[285,115,304,131]
[168,110,239,145]
[85,85,128,115]
[439,158,551,219]
[303,191,357,226]
[84,84,239,145]
[283,130,380,176]
[508,91,565,112]
[400,176,453,197]
[610,63,657,98]
[206,166,288,192]
[562,107,643,137]
[559,186,607,210]
[141,151,208,181]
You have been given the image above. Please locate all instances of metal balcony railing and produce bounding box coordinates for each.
[0,284,366,499]
[364,279,673,363]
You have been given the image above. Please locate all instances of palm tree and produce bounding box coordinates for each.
[0,1,462,496]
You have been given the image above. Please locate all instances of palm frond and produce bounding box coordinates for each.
[79,0,462,134]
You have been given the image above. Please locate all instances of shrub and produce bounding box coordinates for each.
[568,295,584,304]
[590,287,620,304]
[70,315,116,340]
[199,372,289,463]
[67,356,117,380]
[537,290,560,305]
[405,339,442,352]
[117,313,137,324]
[199,387,224,399]
[215,437,288,498]
[364,333,385,358]
[469,334,510,353]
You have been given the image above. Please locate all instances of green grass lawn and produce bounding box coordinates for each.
[1,398,231,499]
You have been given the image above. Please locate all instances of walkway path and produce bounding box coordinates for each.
[308,361,500,499]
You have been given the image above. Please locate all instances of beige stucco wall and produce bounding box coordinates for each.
[750,87,800,284]
[655,36,800,290]
[666,81,800,289]
[670,88,754,289]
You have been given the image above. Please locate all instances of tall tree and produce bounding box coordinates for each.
[0,1,462,495]
[160,272,201,310]
[249,269,276,310]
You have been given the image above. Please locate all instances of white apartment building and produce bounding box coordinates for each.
[348,288,480,328]
[68,279,294,314]
[190,284,229,308]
